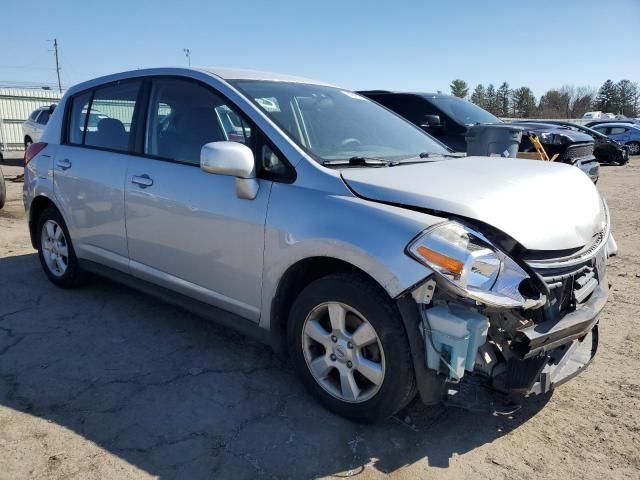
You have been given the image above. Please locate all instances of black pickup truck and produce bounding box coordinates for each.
[359,91,600,182]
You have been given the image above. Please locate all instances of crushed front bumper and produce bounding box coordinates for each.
[495,280,608,397]
[397,276,608,407]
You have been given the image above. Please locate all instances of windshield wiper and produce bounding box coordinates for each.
[322,156,396,167]
[418,151,465,159]
[385,152,464,164]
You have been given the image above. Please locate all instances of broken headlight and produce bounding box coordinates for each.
[407,221,541,308]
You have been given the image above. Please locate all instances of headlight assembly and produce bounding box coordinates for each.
[538,132,568,146]
[407,221,544,308]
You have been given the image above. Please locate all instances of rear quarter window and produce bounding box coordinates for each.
[67,92,92,144]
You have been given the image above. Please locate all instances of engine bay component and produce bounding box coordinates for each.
[422,304,489,379]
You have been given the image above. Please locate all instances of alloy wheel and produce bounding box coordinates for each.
[301,302,385,403]
[41,219,69,277]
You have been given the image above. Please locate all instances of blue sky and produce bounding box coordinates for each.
[2,0,638,97]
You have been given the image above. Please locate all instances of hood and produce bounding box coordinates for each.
[341,157,605,251]
[504,122,595,144]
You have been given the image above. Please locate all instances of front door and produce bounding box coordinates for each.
[124,77,271,321]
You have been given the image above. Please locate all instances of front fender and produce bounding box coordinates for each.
[260,179,442,330]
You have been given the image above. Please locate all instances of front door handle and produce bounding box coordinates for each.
[131,174,154,188]
[56,159,72,170]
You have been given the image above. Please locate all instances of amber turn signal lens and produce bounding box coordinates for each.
[416,245,464,275]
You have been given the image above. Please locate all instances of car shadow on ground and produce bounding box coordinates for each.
[0,253,550,478]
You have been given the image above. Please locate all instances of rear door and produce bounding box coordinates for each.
[53,80,143,272]
[124,77,273,321]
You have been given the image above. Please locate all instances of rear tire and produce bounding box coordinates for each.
[287,272,416,422]
[36,206,84,288]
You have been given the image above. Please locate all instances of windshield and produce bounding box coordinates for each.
[231,80,449,162]
[429,96,501,125]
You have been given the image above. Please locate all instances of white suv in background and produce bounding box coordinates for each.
[22,105,56,149]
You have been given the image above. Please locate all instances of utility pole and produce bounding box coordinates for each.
[52,38,62,93]
[183,48,191,66]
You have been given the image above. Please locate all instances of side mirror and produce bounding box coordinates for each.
[420,114,441,129]
[200,141,259,200]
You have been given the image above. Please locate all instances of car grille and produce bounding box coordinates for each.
[527,247,606,317]
[559,143,594,162]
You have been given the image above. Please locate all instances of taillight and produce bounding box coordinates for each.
[24,142,48,165]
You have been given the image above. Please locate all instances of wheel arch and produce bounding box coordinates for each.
[268,256,397,356]
[28,195,57,248]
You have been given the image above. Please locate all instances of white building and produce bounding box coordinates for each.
[0,88,62,155]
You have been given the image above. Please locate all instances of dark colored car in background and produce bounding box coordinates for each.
[519,120,629,164]
[359,91,600,181]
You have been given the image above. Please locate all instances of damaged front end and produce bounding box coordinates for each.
[398,214,614,413]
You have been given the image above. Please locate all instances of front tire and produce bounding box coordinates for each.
[36,207,84,288]
[287,273,416,422]
[626,142,640,156]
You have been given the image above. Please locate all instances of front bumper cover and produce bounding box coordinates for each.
[493,280,607,397]
[398,275,608,406]
[513,281,608,360]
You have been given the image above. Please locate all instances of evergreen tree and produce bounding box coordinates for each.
[497,82,512,117]
[450,79,469,98]
[485,84,498,115]
[512,87,537,118]
[594,80,618,113]
[470,84,487,109]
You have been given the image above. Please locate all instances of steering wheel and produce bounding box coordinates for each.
[339,138,361,149]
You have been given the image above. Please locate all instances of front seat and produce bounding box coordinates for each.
[167,107,226,164]
[95,118,128,150]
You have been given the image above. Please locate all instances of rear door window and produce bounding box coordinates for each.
[83,81,142,152]
[610,127,628,135]
[144,78,252,165]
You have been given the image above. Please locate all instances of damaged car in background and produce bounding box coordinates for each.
[518,120,630,165]
[24,67,615,422]
[359,91,601,183]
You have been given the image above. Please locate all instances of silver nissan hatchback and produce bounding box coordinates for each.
[24,68,616,422]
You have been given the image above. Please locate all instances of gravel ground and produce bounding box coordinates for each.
[1,152,639,480]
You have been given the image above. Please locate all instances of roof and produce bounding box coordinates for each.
[199,67,334,86]
[65,67,336,98]
[593,122,639,128]
[358,90,448,98]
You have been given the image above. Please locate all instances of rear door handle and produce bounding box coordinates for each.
[56,159,72,170]
[131,174,153,188]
